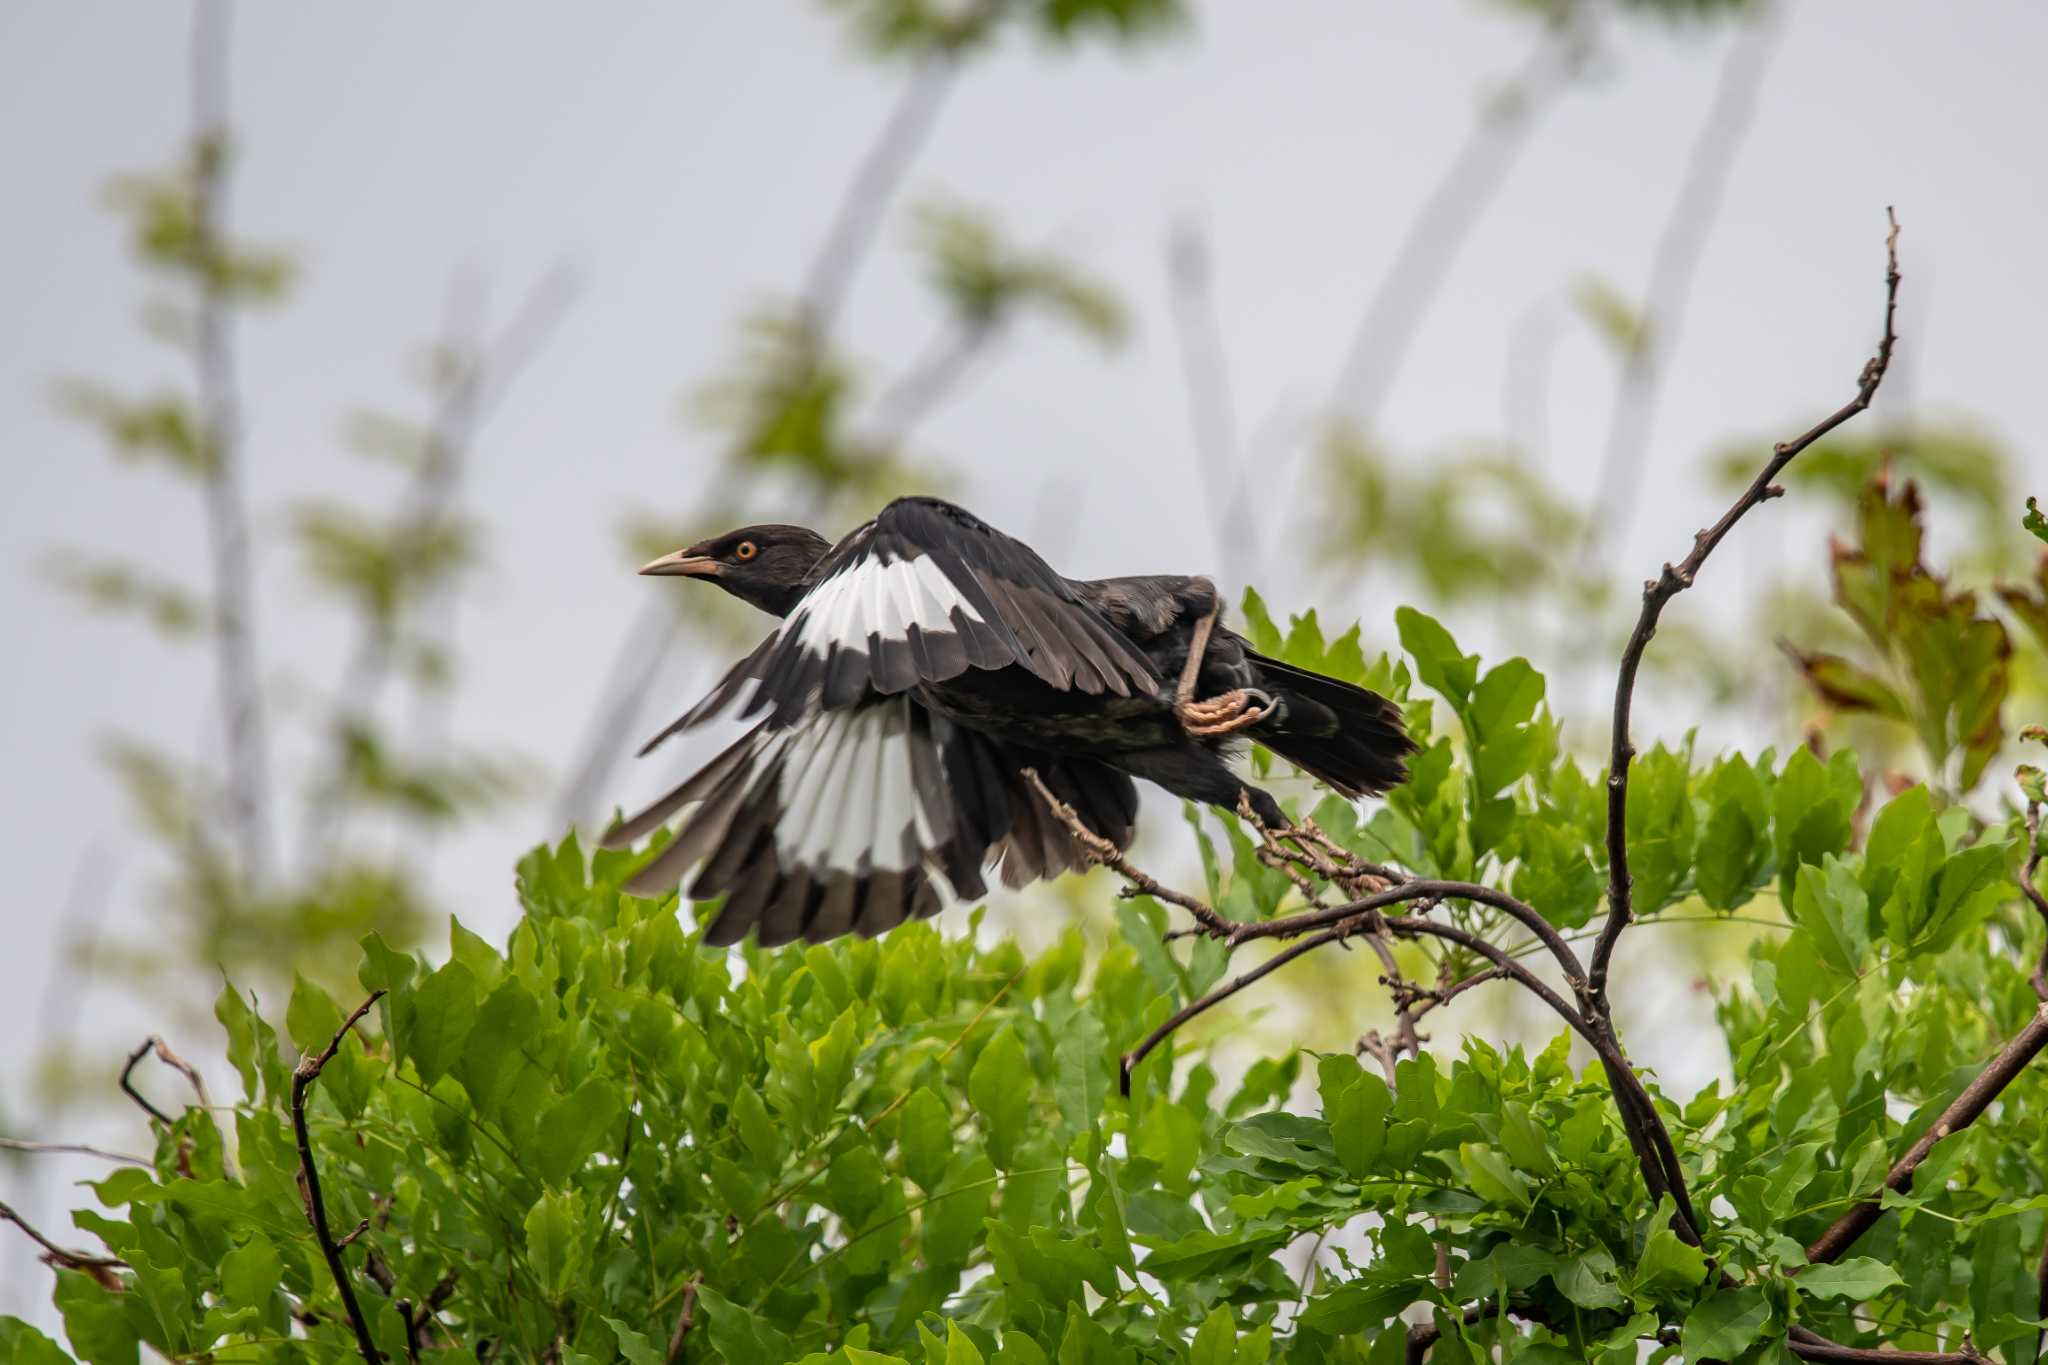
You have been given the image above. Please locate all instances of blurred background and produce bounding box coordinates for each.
[4,0,2045,1320]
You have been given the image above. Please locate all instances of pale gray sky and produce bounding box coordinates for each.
[3,0,2046,1321]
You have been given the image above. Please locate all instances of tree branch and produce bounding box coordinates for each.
[662,1273,702,1365]
[292,990,387,1364]
[0,1137,151,1167]
[118,1034,211,1125]
[1590,209,1901,1010]
[1804,1000,2048,1265]
[0,1198,128,1284]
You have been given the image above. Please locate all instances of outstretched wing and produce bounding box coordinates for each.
[604,695,1140,947]
[672,496,1160,734]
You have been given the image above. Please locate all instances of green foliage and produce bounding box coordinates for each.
[23,605,2047,1362]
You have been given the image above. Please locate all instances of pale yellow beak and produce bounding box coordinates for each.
[638,549,722,578]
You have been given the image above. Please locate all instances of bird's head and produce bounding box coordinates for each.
[638,523,832,618]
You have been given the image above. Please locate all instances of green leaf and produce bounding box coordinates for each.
[942,1321,987,1365]
[605,1319,665,1365]
[1791,857,1869,976]
[695,1284,796,1363]
[1052,1007,1110,1137]
[1458,1144,1530,1210]
[1554,1248,1624,1310]
[0,1317,75,1365]
[217,1236,282,1311]
[534,1077,626,1186]
[1798,1257,1905,1300]
[1325,1063,1392,1177]
[1189,1306,1237,1365]
[896,1086,954,1192]
[1396,607,1478,711]
[2026,496,2048,545]
[523,1190,584,1299]
[970,1027,1033,1168]
[1633,1202,1708,1295]
[53,1271,136,1365]
[399,959,478,1084]
[1680,1286,1769,1362]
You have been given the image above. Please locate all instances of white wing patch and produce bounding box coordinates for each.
[783,552,983,655]
[773,700,945,873]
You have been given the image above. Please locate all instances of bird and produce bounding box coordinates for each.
[603,495,1414,948]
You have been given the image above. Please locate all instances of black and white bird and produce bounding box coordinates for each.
[604,496,1413,947]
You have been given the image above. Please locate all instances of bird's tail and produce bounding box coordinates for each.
[1246,650,1416,798]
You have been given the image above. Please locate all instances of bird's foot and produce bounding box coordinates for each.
[1177,687,1274,737]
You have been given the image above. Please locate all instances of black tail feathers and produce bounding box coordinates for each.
[1246,650,1415,798]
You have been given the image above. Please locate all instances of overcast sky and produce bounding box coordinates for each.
[4,0,2046,1320]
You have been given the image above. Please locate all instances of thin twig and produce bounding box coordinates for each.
[292,990,387,1364]
[0,1138,151,1167]
[1590,209,1901,1011]
[119,1037,174,1124]
[1805,1001,2048,1265]
[1020,769,1241,938]
[663,1273,703,1365]
[0,1199,127,1269]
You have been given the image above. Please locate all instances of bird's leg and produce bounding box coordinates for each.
[1173,584,1273,737]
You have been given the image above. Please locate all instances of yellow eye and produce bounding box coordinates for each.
[733,540,758,561]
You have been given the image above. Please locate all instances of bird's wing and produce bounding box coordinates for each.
[665,496,1160,737]
[604,693,1141,947]
[612,697,986,945]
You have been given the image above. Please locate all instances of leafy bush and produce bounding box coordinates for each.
[12,217,2048,1365]
[11,573,2048,1362]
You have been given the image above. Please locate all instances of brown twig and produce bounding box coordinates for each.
[119,1037,175,1124]
[0,1137,151,1167]
[1590,209,1901,1012]
[1805,1000,2048,1265]
[292,990,387,1364]
[1020,769,1241,938]
[0,1198,129,1280]
[663,1273,703,1365]
[1785,1333,1985,1364]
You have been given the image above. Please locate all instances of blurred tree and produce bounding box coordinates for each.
[41,2,569,1061]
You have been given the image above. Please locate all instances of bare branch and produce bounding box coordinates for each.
[0,1198,128,1286]
[0,1137,151,1167]
[292,990,387,1364]
[119,1036,175,1125]
[1020,768,1242,939]
[1591,210,1902,1009]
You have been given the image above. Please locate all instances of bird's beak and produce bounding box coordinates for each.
[638,548,722,578]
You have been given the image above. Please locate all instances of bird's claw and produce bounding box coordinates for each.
[1177,687,1274,737]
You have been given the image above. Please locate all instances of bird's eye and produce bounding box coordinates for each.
[733,541,758,561]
